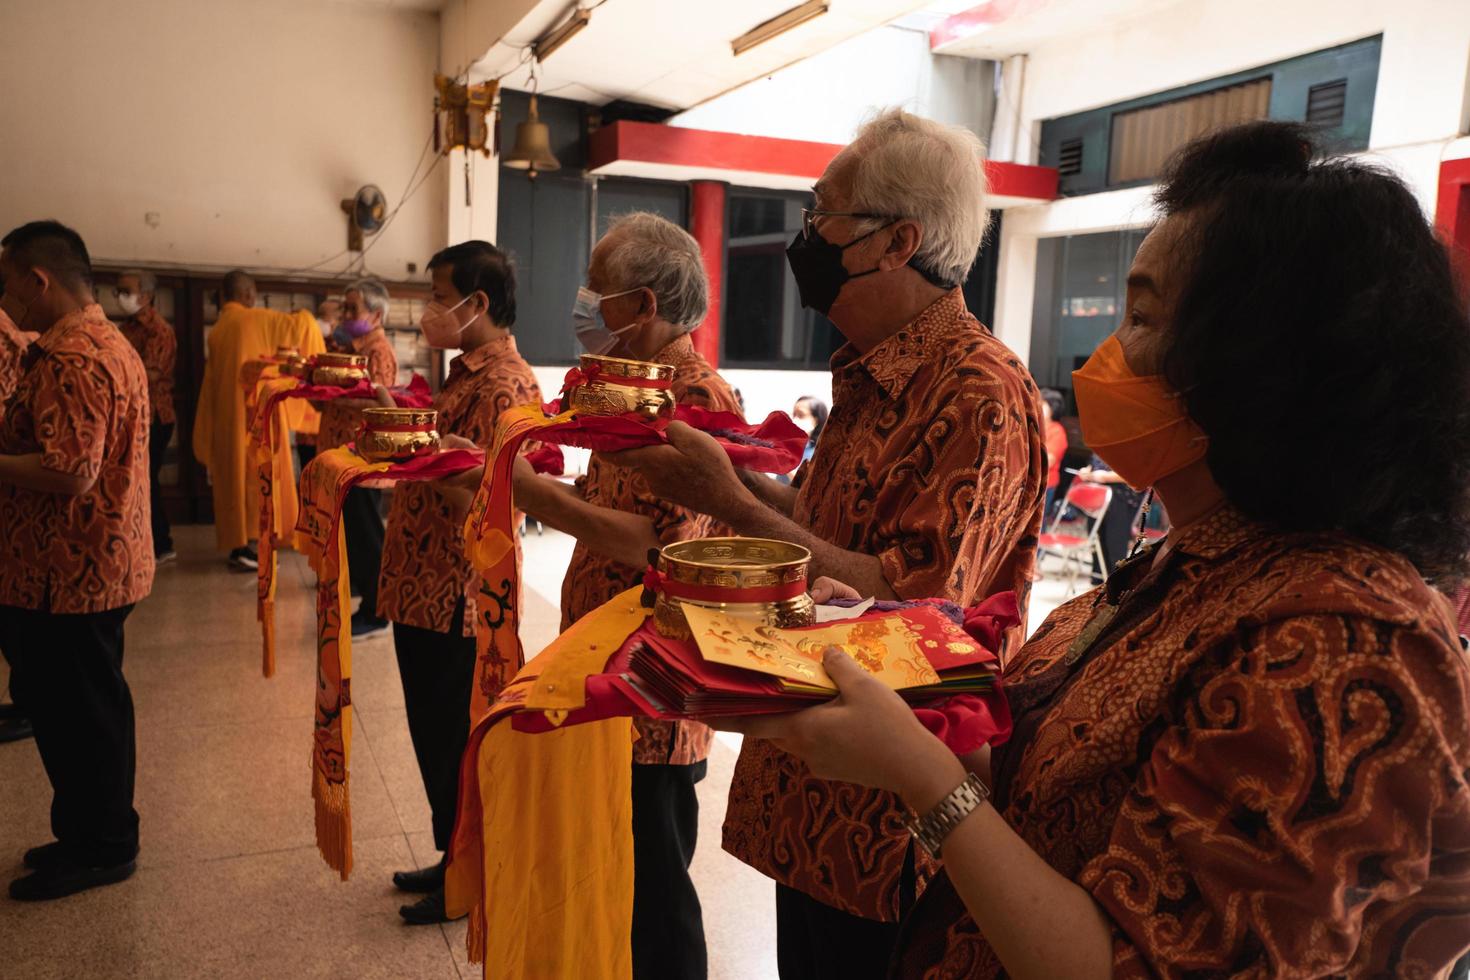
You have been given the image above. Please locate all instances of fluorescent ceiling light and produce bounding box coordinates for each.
[534,8,591,63]
[731,1,829,57]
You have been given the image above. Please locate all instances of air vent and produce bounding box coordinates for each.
[1306,79,1347,127]
[1057,138,1084,177]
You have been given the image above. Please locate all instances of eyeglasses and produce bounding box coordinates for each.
[800,208,891,241]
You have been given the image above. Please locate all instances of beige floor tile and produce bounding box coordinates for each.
[0,835,458,980]
[356,708,434,840]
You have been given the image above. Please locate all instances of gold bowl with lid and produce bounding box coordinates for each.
[280,352,309,377]
[274,345,299,359]
[566,353,676,420]
[312,352,368,387]
[357,408,439,462]
[651,537,815,640]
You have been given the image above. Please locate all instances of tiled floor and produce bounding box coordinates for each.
[0,524,1073,979]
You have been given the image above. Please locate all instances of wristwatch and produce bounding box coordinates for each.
[905,772,989,858]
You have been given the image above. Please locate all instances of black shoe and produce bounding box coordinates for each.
[9,858,136,901]
[399,888,459,925]
[23,841,67,871]
[0,702,22,721]
[392,860,445,894]
[0,716,32,743]
[228,547,259,572]
[350,611,389,640]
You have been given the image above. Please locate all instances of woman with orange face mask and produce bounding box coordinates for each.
[716,122,1470,978]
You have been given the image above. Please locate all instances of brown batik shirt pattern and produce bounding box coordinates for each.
[559,333,744,766]
[119,305,177,425]
[723,288,1046,921]
[377,336,541,634]
[317,327,396,451]
[0,304,154,613]
[895,506,1470,979]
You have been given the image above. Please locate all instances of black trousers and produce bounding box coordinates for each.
[342,487,384,617]
[631,760,708,980]
[392,600,475,852]
[775,846,917,980]
[0,603,138,867]
[149,421,174,554]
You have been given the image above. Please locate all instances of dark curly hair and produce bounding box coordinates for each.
[1154,121,1470,582]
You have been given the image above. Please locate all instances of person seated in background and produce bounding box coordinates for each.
[116,270,178,565]
[1038,387,1067,523]
[511,212,744,978]
[791,395,826,465]
[721,121,1470,978]
[1073,453,1143,581]
[376,241,541,925]
[317,295,344,350]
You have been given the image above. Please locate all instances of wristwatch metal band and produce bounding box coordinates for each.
[906,771,989,858]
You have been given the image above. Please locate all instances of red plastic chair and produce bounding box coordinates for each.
[1037,481,1113,596]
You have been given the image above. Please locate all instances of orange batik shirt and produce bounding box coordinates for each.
[378,337,541,631]
[0,305,154,613]
[722,288,1046,921]
[317,328,397,451]
[897,506,1470,978]
[119,305,177,425]
[560,333,744,766]
[0,307,29,412]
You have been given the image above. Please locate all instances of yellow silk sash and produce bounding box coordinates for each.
[251,373,307,678]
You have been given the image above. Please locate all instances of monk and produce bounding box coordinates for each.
[192,269,324,571]
[0,220,153,900]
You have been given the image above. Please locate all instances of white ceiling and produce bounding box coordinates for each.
[475,0,936,109]
[930,0,1186,59]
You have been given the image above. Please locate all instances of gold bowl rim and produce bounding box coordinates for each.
[316,352,367,367]
[361,407,438,426]
[659,536,812,573]
[579,352,675,381]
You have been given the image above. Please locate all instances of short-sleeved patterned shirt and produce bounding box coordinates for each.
[559,333,744,767]
[0,308,30,416]
[119,305,177,425]
[722,288,1046,921]
[317,328,397,451]
[0,304,154,613]
[895,506,1470,978]
[377,336,541,634]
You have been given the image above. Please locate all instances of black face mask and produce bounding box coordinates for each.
[784,225,884,316]
[785,224,960,316]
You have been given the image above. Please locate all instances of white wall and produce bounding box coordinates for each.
[671,24,994,144]
[989,0,1470,357]
[0,0,445,277]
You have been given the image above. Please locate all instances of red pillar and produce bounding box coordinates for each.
[688,181,726,369]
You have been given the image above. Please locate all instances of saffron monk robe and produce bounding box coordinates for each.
[313,278,398,641]
[606,112,1045,979]
[0,222,154,901]
[193,268,325,571]
[375,241,542,925]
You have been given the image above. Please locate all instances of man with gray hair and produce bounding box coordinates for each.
[116,269,178,563]
[610,109,1046,975]
[512,210,744,979]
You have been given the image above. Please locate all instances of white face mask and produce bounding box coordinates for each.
[793,416,817,435]
[118,293,143,316]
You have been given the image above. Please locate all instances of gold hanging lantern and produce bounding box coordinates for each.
[434,74,498,157]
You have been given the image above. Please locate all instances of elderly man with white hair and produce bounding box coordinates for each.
[116,269,178,563]
[511,210,744,979]
[609,109,1046,977]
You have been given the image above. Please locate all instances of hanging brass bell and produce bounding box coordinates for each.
[503,94,561,178]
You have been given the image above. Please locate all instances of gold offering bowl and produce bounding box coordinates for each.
[312,352,368,387]
[653,537,815,640]
[567,353,676,420]
[274,345,299,359]
[357,408,439,462]
[280,353,309,377]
